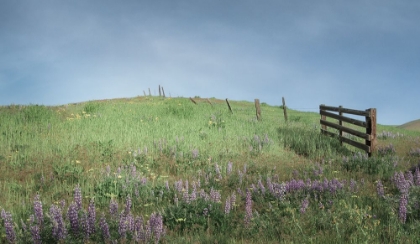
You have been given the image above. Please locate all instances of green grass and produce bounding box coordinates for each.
[1,96,420,243]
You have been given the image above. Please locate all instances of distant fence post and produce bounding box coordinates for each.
[189,97,197,105]
[162,87,166,98]
[226,98,233,114]
[255,99,261,121]
[148,88,151,96]
[206,98,213,107]
[282,97,288,122]
[159,85,162,97]
[143,90,146,96]
[319,104,377,156]
[366,108,377,157]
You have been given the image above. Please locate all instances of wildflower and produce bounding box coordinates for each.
[74,184,82,211]
[109,199,119,218]
[68,202,79,235]
[87,199,96,235]
[33,194,43,226]
[300,198,309,214]
[225,196,231,214]
[1,210,16,243]
[399,194,408,223]
[244,190,253,228]
[99,213,111,240]
[50,204,67,240]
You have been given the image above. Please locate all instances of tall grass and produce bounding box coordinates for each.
[1,96,420,243]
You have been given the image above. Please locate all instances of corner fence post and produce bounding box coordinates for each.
[366,108,377,157]
[339,105,343,146]
[320,104,326,133]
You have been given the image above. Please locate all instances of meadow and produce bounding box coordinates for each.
[1,96,420,243]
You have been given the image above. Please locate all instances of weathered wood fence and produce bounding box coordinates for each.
[320,104,377,156]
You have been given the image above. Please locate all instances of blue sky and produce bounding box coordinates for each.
[1,0,419,125]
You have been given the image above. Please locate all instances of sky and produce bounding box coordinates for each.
[1,0,419,125]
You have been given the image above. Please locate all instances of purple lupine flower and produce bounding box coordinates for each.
[74,184,82,211]
[30,224,41,244]
[393,172,410,194]
[87,199,96,235]
[174,180,183,193]
[300,198,309,214]
[258,179,266,194]
[1,210,16,243]
[190,182,197,202]
[118,212,127,239]
[126,213,135,233]
[109,199,119,217]
[149,212,164,243]
[99,213,110,240]
[50,204,67,240]
[399,194,408,223]
[377,180,385,198]
[68,202,79,235]
[134,216,145,242]
[33,194,43,226]
[183,190,190,204]
[215,163,222,180]
[405,171,414,186]
[210,188,221,203]
[125,196,132,215]
[231,192,236,209]
[80,211,91,239]
[244,190,253,228]
[227,162,233,175]
[225,196,231,214]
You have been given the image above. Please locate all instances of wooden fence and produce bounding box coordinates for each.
[320,104,377,156]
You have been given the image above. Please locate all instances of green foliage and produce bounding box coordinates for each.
[83,102,101,114]
[342,152,396,178]
[22,105,56,123]
[164,199,226,234]
[279,125,351,159]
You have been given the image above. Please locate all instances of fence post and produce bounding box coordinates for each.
[320,104,326,133]
[162,87,166,98]
[159,85,162,97]
[148,88,151,96]
[255,99,261,121]
[282,97,288,122]
[206,98,213,107]
[189,97,197,105]
[143,90,146,96]
[339,105,343,146]
[366,108,377,157]
[226,98,233,114]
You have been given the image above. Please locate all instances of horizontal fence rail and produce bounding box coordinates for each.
[320,104,376,156]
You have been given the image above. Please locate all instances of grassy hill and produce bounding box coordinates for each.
[1,96,420,243]
[399,119,420,131]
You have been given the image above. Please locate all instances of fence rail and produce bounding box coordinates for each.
[320,104,376,156]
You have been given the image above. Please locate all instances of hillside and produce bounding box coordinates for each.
[398,119,420,131]
[1,96,420,243]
